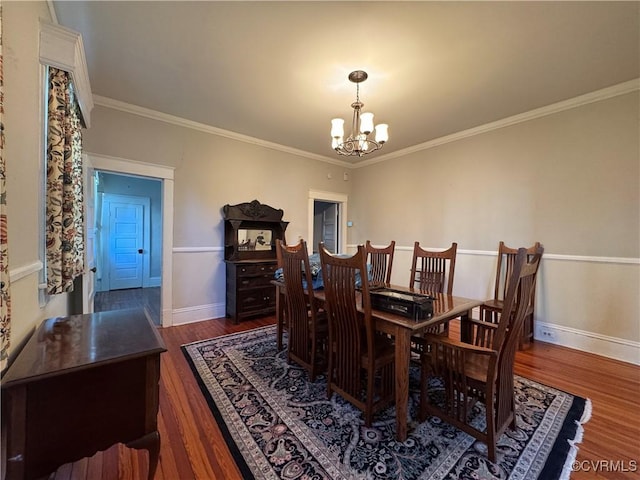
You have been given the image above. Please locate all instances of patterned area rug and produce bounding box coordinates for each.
[182,326,590,480]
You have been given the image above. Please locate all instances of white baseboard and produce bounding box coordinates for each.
[535,321,640,366]
[172,302,226,326]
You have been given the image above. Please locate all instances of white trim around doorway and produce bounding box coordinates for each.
[308,190,348,255]
[88,153,175,328]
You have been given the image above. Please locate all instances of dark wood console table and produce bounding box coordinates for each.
[1,308,166,480]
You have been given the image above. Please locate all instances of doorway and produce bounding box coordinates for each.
[94,174,162,324]
[308,190,348,254]
[313,201,339,253]
[87,154,174,327]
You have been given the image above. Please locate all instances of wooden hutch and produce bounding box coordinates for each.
[223,200,288,323]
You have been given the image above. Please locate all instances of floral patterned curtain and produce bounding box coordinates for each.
[0,1,11,369]
[46,68,84,294]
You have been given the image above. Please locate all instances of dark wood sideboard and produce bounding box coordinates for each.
[223,200,288,323]
[225,259,279,322]
[1,309,166,480]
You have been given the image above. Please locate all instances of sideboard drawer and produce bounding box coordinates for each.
[237,287,275,312]
[237,263,277,277]
[226,260,278,323]
[239,275,274,289]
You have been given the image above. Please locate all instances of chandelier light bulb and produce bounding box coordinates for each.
[359,112,374,135]
[331,118,345,138]
[375,124,389,144]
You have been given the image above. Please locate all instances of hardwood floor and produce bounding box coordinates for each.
[94,287,161,325]
[50,317,639,480]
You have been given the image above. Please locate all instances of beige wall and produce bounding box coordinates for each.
[3,1,70,360]
[351,91,639,348]
[83,105,353,312]
[84,90,639,363]
[351,92,639,257]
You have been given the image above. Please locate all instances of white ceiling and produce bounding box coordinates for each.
[53,1,640,164]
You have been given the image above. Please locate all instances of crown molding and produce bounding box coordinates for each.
[92,95,352,168]
[40,20,94,127]
[354,78,640,168]
[94,78,639,170]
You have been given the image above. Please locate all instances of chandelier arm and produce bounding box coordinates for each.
[335,139,382,157]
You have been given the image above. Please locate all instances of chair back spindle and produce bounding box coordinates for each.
[409,242,457,336]
[409,242,457,294]
[365,240,395,286]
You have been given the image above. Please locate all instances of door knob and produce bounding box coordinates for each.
[138,249,143,254]
[90,267,97,273]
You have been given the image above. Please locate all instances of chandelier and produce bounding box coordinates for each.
[330,70,388,157]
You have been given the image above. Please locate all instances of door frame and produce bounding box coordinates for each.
[82,154,97,313]
[308,190,348,254]
[101,193,151,291]
[88,153,175,328]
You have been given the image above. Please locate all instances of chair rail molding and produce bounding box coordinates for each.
[353,244,640,265]
[9,261,43,283]
[173,246,224,253]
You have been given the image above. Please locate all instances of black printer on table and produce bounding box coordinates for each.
[369,288,434,321]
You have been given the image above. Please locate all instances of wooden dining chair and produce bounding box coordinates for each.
[277,239,327,381]
[409,242,457,336]
[364,240,395,287]
[319,243,395,426]
[481,241,544,348]
[419,248,543,463]
[409,242,457,295]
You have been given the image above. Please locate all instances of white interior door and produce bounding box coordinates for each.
[108,201,144,290]
[322,203,338,253]
[309,190,348,255]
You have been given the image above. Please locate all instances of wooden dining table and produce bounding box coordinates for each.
[273,281,483,441]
